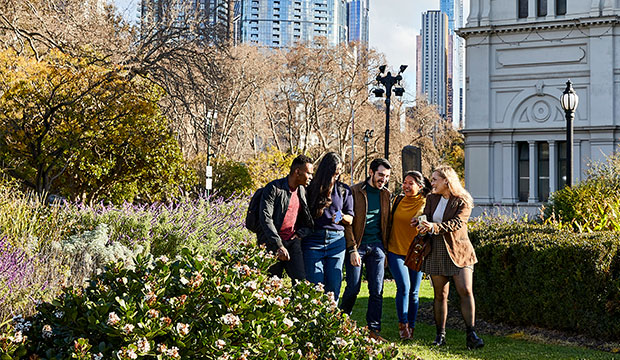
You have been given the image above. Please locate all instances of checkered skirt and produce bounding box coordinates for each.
[422,234,472,276]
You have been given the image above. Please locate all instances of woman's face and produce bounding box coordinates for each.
[431,171,449,197]
[402,175,421,197]
[331,163,342,184]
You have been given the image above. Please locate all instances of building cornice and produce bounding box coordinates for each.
[457,16,620,39]
[462,125,620,135]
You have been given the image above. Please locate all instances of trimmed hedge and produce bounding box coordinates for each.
[469,222,620,340]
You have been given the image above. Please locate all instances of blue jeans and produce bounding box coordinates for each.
[302,229,346,302]
[387,251,423,327]
[340,243,385,332]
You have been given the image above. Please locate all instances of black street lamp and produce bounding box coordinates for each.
[372,64,407,160]
[363,129,374,178]
[560,80,579,187]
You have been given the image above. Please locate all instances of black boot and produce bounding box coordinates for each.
[432,333,446,346]
[466,331,484,349]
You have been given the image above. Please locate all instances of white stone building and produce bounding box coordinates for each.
[459,0,620,215]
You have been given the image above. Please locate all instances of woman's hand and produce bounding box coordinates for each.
[410,217,419,227]
[417,220,434,234]
[341,214,353,225]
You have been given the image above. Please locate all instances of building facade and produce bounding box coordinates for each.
[346,0,369,46]
[239,0,347,48]
[460,0,620,215]
[418,10,449,119]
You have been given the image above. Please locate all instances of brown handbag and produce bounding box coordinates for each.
[404,233,431,272]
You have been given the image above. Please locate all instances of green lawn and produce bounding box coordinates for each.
[347,279,618,360]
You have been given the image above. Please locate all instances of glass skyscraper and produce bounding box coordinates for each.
[346,0,369,46]
[239,0,347,48]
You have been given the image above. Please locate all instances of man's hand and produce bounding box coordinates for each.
[350,250,361,267]
[276,246,290,261]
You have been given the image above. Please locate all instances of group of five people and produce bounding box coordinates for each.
[256,152,484,349]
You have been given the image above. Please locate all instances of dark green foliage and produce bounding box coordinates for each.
[212,158,254,198]
[469,222,620,340]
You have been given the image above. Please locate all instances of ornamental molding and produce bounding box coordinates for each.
[457,16,620,38]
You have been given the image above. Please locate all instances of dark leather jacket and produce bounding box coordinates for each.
[258,177,313,249]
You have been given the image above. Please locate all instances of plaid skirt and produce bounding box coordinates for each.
[422,234,473,276]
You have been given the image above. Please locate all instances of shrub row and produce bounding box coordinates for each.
[469,221,620,340]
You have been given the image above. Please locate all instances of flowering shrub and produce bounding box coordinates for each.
[55,223,144,279]
[1,241,397,359]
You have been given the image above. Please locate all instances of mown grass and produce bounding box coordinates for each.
[349,280,617,360]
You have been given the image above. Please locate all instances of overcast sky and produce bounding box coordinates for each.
[112,0,469,100]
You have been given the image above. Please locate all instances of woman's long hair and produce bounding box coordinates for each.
[433,165,473,208]
[307,152,342,219]
[404,171,432,196]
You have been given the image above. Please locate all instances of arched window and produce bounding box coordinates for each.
[556,0,566,15]
[518,0,528,18]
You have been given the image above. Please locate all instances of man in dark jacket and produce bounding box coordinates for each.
[339,158,392,342]
[258,155,314,281]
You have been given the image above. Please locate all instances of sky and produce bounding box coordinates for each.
[368,0,469,101]
[111,0,470,101]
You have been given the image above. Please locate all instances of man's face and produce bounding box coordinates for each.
[369,165,390,189]
[296,163,313,186]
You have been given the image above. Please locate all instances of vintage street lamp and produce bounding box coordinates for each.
[372,64,407,160]
[560,80,579,187]
[363,129,374,178]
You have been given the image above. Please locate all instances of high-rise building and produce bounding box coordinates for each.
[346,0,369,46]
[239,0,348,48]
[440,0,465,127]
[140,0,232,43]
[418,10,449,119]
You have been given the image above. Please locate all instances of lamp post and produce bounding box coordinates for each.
[373,64,407,160]
[205,109,217,198]
[363,129,374,178]
[560,80,579,187]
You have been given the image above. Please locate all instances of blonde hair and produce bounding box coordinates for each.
[433,165,473,208]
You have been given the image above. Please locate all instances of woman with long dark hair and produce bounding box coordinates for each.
[386,171,431,339]
[303,152,354,302]
[414,165,484,349]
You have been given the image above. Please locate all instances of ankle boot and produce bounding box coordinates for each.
[398,323,411,340]
[466,331,484,349]
[432,333,446,346]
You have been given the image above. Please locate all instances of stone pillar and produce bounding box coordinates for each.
[528,141,537,203]
[502,142,518,203]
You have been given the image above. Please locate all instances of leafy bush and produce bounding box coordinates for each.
[544,150,620,232]
[245,147,298,190]
[470,222,620,340]
[1,242,397,359]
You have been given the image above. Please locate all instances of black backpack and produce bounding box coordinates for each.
[245,187,264,233]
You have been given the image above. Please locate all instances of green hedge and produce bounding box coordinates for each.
[469,222,620,340]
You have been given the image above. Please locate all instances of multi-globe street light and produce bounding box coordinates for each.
[560,80,579,187]
[372,64,407,160]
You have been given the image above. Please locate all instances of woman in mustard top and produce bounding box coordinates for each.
[387,171,431,340]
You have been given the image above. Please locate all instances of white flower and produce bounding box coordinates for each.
[42,324,53,338]
[157,343,168,353]
[333,337,347,347]
[180,276,189,285]
[315,283,325,292]
[107,312,121,326]
[9,331,23,343]
[166,346,180,358]
[157,255,169,263]
[136,337,150,353]
[282,318,294,327]
[93,353,103,360]
[305,341,314,348]
[122,324,135,334]
[176,322,190,336]
[196,254,204,262]
[215,339,226,349]
[221,313,240,327]
[54,310,64,319]
[244,280,258,291]
[148,309,160,318]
